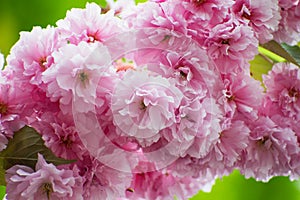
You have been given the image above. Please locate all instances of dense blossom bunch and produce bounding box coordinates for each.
[0,0,300,199]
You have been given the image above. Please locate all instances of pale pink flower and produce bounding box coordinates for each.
[57,2,127,45]
[77,155,132,200]
[167,158,218,193]
[205,16,258,74]
[122,0,194,64]
[232,0,281,43]
[123,0,232,52]
[122,44,222,158]
[127,160,213,200]
[42,42,111,114]
[219,72,264,128]
[1,26,62,126]
[181,0,234,24]
[261,62,300,163]
[146,49,213,88]
[149,96,221,161]
[176,97,221,158]
[106,0,135,16]
[263,62,300,121]
[4,26,61,88]
[123,1,189,35]
[6,154,83,200]
[169,121,249,179]
[168,154,212,180]
[175,0,234,46]
[30,112,87,160]
[273,0,300,45]
[204,120,250,175]
[112,69,183,147]
[240,116,299,182]
[146,50,221,155]
[0,81,28,138]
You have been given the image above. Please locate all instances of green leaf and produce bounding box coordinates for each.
[250,54,273,82]
[258,46,285,63]
[261,40,300,67]
[281,43,300,66]
[0,186,5,199]
[0,126,75,186]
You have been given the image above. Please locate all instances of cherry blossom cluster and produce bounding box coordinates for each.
[0,0,300,199]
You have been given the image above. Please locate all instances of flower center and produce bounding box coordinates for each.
[193,0,206,6]
[288,88,299,99]
[140,100,147,110]
[227,95,235,101]
[257,136,270,147]
[162,35,171,42]
[242,11,251,20]
[219,131,224,137]
[0,102,8,115]
[126,187,135,193]
[61,136,73,149]
[78,71,89,86]
[180,70,188,79]
[87,32,101,43]
[221,39,230,45]
[39,57,47,71]
[225,91,235,101]
[42,182,53,200]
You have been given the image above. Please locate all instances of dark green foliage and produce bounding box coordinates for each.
[0,126,75,186]
[262,40,300,67]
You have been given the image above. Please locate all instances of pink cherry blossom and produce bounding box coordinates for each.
[57,3,127,45]
[273,1,300,45]
[168,120,250,179]
[76,155,132,200]
[146,48,214,89]
[127,160,213,200]
[232,0,281,44]
[204,15,258,74]
[105,0,135,16]
[0,81,27,138]
[112,69,183,147]
[206,120,250,176]
[30,111,87,160]
[107,46,222,164]
[120,1,193,69]
[218,72,264,129]
[1,26,63,128]
[123,1,189,36]
[6,154,83,200]
[143,49,222,158]
[180,0,234,24]
[176,97,221,159]
[0,83,8,151]
[4,26,61,89]
[42,42,112,114]
[240,116,299,182]
[263,62,300,121]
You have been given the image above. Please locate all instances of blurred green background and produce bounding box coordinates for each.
[0,0,300,199]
